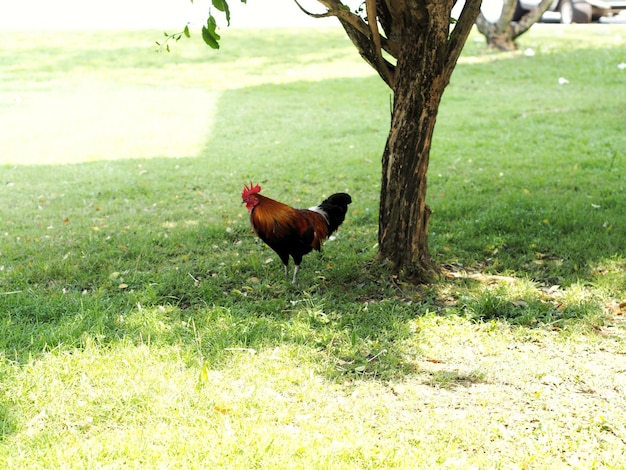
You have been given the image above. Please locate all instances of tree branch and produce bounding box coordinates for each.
[511,0,553,38]
[293,0,335,18]
[497,0,520,30]
[445,0,482,73]
[315,0,370,34]
[314,0,396,87]
[366,0,395,87]
[474,12,492,37]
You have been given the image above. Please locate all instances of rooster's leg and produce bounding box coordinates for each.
[283,264,289,280]
[292,265,300,284]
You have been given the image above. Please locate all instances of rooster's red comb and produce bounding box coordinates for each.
[242,181,261,199]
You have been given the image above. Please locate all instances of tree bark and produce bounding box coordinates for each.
[375,1,479,282]
[378,15,448,282]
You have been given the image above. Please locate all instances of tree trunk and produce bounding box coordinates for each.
[475,0,520,51]
[377,15,452,283]
[313,0,481,283]
[476,0,555,50]
[475,15,515,50]
[480,28,518,51]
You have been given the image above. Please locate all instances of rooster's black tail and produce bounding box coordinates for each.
[317,192,352,234]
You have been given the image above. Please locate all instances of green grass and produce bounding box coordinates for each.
[1,24,625,468]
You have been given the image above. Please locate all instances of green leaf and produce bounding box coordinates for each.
[201,15,220,49]
[212,0,231,26]
[183,25,190,38]
[201,27,219,49]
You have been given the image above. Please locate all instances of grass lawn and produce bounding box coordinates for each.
[1,24,625,468]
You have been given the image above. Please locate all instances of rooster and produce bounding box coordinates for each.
[242,182,352,283]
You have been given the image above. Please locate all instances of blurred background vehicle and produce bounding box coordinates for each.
[480,0,626,24]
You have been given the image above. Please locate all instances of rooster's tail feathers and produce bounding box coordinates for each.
[315,192,352,234]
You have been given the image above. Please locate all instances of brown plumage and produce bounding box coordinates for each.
[242,182,352,283]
